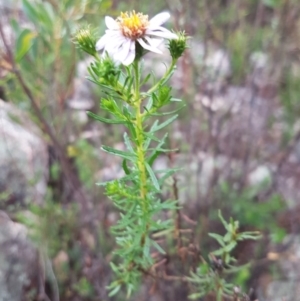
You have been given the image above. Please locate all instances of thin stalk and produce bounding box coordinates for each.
[133,61,148,211]
[145,59,176,96]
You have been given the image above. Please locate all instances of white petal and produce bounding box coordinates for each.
[146,29,178,40]
[97,31,123,52]
[113,39,132,63]
[96,34,109,51]
[144,36,163,48]
[105,29,119,35]
[148,25,172,32]
[149,12,170,27]
[106,31,124,42]
[137,38,162,54]
[105,16,118,30]
[105,36,127,54]
[122,49,135,66]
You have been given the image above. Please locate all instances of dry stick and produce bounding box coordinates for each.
[0,21,89,214]
[168,148,182,251]
[237,1,267,190]
[143,266,190,283]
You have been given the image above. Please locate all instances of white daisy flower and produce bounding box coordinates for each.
[96,11,178,66]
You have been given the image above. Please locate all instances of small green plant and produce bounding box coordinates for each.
[75,10,260,299]
[189,212,261,300]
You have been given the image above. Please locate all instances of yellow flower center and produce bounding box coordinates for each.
[117,11,149,40]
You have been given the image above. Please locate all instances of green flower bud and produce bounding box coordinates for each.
[98,55,120,83]
[88,54,120,89]
[74,25,97,57]
[168,31,189,60]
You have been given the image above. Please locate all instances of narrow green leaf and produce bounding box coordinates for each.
[122,75,130,91]
[122,106,132,119]
[86,76,122,97]
[95,181,109,186]
[101,145,135,161]
[108,285,121,297]
[148,150,161,167]
[23,0,38,23]
[109,262,119,273]
[123,132,134,152]
[212,249,225,256]
[15,29,36,62]
[118,172,139,182]
[238,233,262,240]
[152,228,173,238]
[161,67,175,85]
[145,162,160,190]
[38,2,55,28]
[145,95,153,111]
[224,241,237,253]
[126,121,137,140]
[148,133,168,166]
[152,114,178,132]
[223,232,232,242]
[126,77,134,94]
[122,159,131,175]
[151,104,186,116]
[208,233,225,247]
[152,240,166,254]
[141,73,151,86]
[87,111,127,124]
[158,167,182,185]
[144,120,159,149]
[143,237,151,258]
[126,284,134,298]
[218,210,229,230]
[189,292,205,299]
[158,199,178,210]
[144,132,162,143]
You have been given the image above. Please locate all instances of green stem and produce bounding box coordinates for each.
[133,61,148,210]
[144,59,177,96]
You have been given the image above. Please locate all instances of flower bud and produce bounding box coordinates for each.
[168,31,189,60]
[88,54,120,89]
[74,25,97,56]
[98,55,120,84]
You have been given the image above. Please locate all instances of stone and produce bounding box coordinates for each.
[248,165,272,187]
[190,40,231,80]
[265,280,300,301]
[0,99,48,211]
[0,211,39,301]
[67,59,95,112]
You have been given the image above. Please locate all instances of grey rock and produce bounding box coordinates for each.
[190,40,231,80]
[67,59,94,112]
[0,211,39,301]
[0,100,48,210]
[250,51,269,70]
[256,235,300,301]
[264,280,300,301]
[247,165,272,187]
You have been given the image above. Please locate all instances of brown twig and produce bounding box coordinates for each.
[168,148,183,251]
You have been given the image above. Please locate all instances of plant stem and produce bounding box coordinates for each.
[145,59,176,96]
[133,61,148,211]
